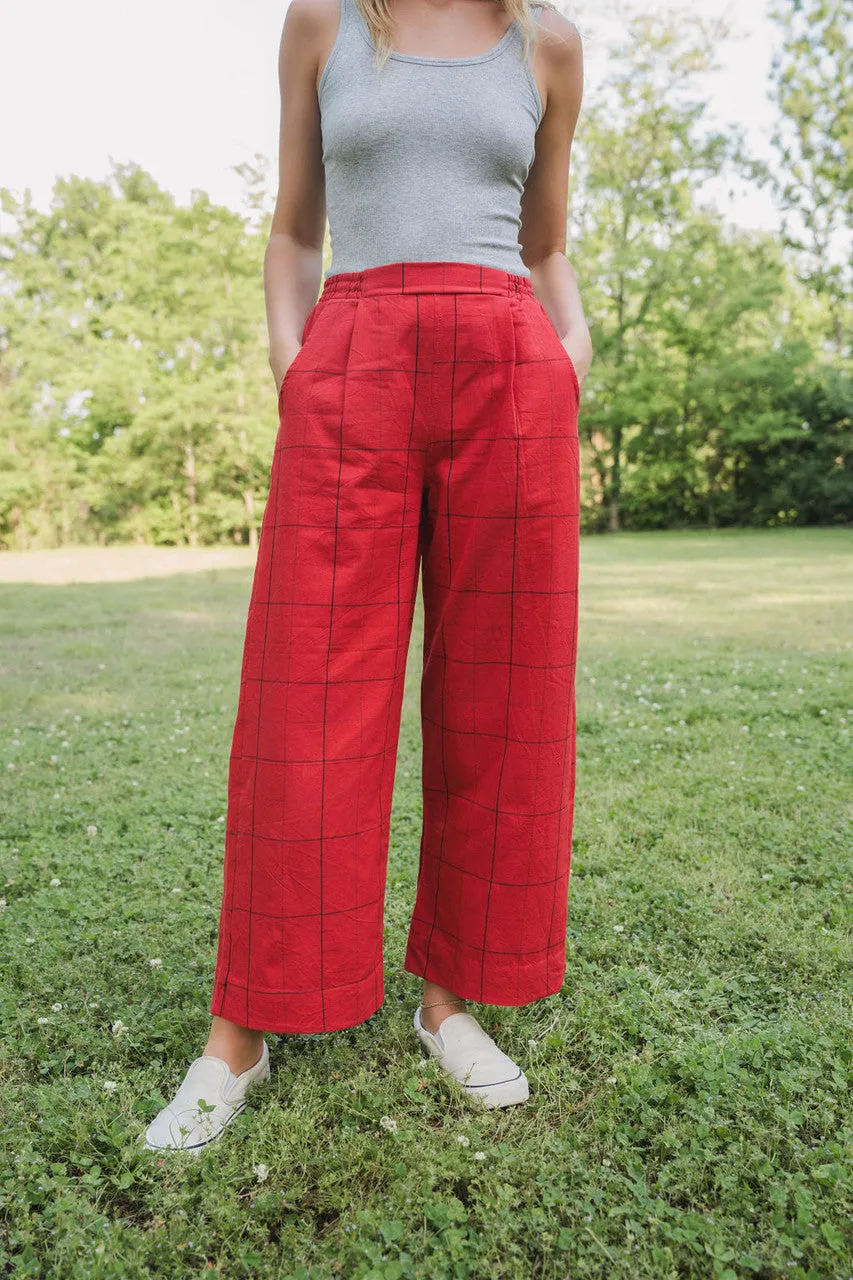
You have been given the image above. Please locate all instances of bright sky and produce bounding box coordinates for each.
[0,0,783,233]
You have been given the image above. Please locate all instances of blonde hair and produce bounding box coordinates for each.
[357,0,563,68]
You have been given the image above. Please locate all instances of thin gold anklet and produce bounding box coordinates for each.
[420,998,467,1011]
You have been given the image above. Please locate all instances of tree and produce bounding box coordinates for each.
[572,10,735,530]
[768,0,853,357]
[617,216,791,529]
[0,164,275,548]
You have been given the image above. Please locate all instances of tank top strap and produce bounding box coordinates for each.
[528,4,548,45]
[513,3,546,70]
[318,0,359,105]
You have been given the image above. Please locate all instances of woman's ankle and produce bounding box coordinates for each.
[204,1016,265,1076]
[420,981,467,1034]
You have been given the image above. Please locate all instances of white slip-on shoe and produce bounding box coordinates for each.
[142,1040,270,1153]
[413,1007,530,1109]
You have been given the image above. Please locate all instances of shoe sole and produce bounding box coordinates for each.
[463,1071,530,1109]
[415,1027,531,1109]
[142,1099,247,1154]
[142,1062,272,1154]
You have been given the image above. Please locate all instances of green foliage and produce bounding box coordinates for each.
[768,0,853,348]
[572,9,851,532]
[1,530,852,1275]
[0,166,274,549]
[617,342,853,529]
[0,13,850,545]
[706,355,853,527]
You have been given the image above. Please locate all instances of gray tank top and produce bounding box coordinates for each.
[318,0,545,278]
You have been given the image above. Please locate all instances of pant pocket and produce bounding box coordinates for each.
[278,296,329,404]
[529,298,580,403]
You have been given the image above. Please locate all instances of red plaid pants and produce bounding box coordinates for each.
[210,261,581,1033]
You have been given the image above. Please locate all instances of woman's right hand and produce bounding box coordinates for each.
[270,341,302,395]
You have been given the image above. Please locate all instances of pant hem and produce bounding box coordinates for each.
[209,960,385,1035]
[402,929,566,1009]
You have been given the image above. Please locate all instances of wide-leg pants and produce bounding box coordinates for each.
[210,260,581,1034]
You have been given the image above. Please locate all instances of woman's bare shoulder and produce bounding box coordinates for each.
[283,0,343,44]
[532,2,583,66]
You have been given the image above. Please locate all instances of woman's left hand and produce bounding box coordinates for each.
[561,325,593,392]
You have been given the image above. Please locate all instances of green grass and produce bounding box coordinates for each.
[1,527,852,1279]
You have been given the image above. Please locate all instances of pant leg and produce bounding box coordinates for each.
[211,291,425,1033]
[404,287,581,1006]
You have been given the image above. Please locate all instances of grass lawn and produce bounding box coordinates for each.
[1,526,851,1279]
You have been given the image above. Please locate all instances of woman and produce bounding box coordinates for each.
[144,0,590,1151]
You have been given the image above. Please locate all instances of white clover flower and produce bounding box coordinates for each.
[455,1134,470,1147]
[103,1080,118,1093]
[613,924,625,934]
[148,958,163,969]
[51,1002,63,1012]
[87,824,98,836]
[253,1163,270,1182]
[50,878,62,887]
[0,899,6,910]
[172,888,182,894]
[26,937,35,944]
[379,1115,398,1132]
[37,1017,49,1025]
[473,1151,486,1161]
[608,1076,617,1085]
[112,1019,128,1036]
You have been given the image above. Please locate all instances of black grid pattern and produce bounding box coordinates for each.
[210,260,581,1034]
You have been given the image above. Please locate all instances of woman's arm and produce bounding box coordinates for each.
[265,0,334,392]
[519,6,593,389]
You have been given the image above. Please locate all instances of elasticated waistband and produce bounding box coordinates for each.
[319,260,535,299]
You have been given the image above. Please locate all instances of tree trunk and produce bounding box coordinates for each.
[184,436,199,548]
[609,425,622,532]
[610,261,627,534]
[171,490,185,545]
[243,489,257,550]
